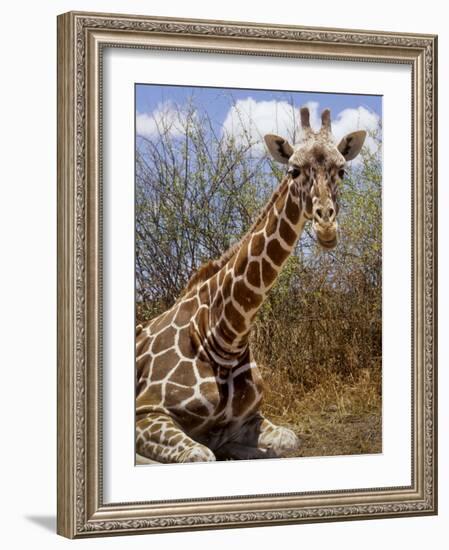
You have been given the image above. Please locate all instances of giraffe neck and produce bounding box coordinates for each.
[200,175,307,360]
[183,176,288,294]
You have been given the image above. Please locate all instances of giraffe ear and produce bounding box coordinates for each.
[337,130,366,161]
[264,134,294,164]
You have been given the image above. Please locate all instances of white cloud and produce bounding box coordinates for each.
[221,98,300,154]
[220,97,380,164]
[136,101,192,139]
[331,106,381,162]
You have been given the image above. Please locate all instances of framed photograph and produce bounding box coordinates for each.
[57,11,438,538]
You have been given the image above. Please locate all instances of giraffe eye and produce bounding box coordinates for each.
[338,169,346,179]
[288,166,300,178]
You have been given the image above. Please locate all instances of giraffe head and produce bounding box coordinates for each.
[264,107,366,249]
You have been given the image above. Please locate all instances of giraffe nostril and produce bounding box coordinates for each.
[316,208,323,220]
[329,208,334,219]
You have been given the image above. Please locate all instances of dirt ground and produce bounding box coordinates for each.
[260,364,382,458]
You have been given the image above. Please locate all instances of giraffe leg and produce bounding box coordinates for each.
[136,413,216,464]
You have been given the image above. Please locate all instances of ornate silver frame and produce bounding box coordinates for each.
[57,11,438,538]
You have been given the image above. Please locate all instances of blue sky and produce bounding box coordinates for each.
[136,84,381,127]
[135,84,382,162]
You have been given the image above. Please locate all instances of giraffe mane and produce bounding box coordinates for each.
[181,174,290,296]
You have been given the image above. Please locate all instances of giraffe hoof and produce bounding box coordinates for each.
[279,428,301,452]
[264,427,301,455]
[179,445,216,463]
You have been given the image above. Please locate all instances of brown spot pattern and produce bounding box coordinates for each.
[208,275,218,300]
[137,382,163,407]
[195,306,209,339]
[250,234,265,257]
[174,298,198,326]
[150,308,176,333]
[285,194,300,225]
[196,361,214,379]
[198,282,210,304]
[261,258,277,287]
[151,349,179,381]
[246,261,261,287]
[164,383,195,407]
[279,218,297,246]
[136,335,151,356]
[169,361,196,386]
[233,279,263,312]
[136,353,151,379]
[267,239,289,266]
[265,211,278,238]
[224,301,246,333]
[178,327,197,359]
[234,244,249,277]
[151,325,177,354]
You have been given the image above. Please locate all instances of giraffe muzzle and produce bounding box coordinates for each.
[313,220,338,249]
[316,231,338,249]
[312,197,338,249]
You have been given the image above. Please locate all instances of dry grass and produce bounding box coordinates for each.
[259,363,382,457]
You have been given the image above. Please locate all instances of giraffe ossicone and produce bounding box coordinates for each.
[136,106,366,464]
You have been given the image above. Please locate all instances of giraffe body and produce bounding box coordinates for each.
[136,261,297,462]
[136,107,366,463]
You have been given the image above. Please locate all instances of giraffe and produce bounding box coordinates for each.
[136,106,366,463]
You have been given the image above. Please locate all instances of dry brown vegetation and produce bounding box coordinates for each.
[259,363,381,457]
